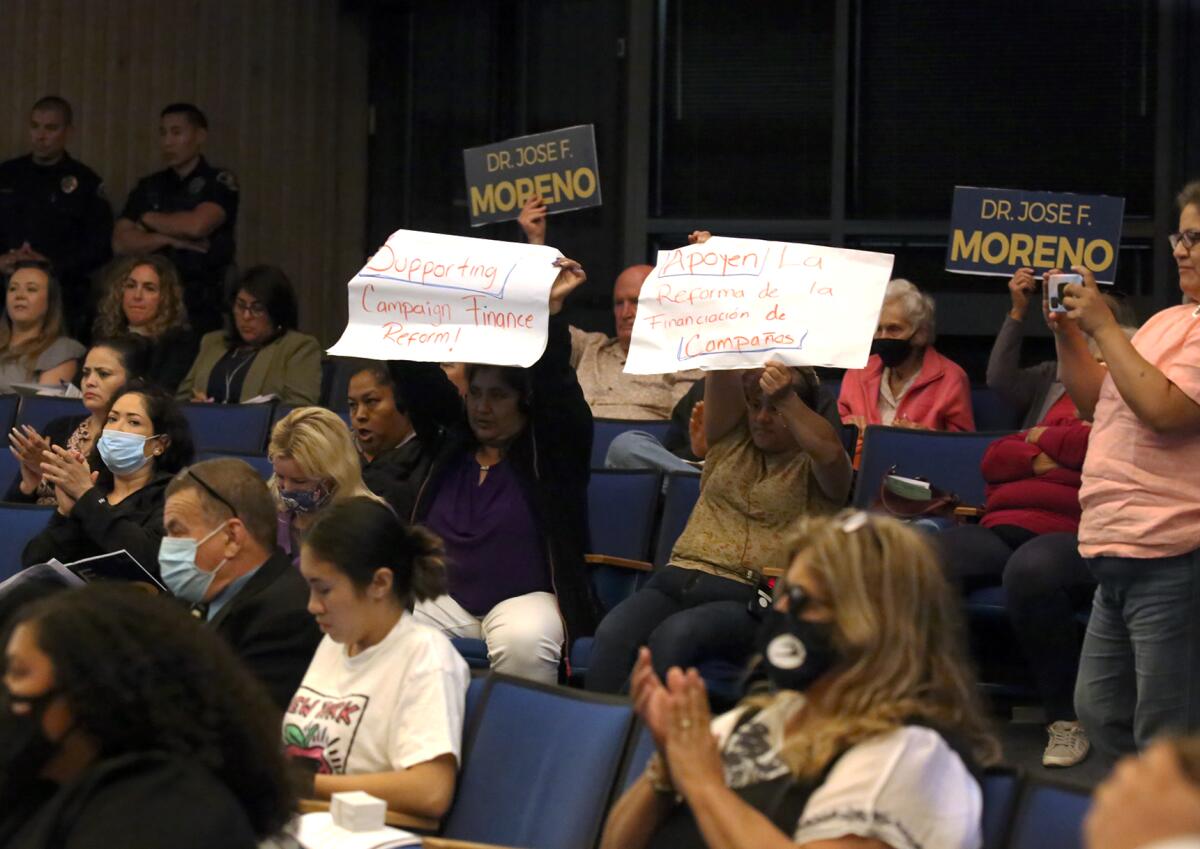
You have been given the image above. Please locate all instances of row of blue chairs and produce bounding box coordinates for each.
[450,672,1090,849]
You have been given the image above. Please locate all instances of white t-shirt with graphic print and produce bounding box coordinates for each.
[282,614,470,776]
[710,692,983,849]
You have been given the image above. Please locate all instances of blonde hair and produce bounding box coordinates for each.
[93,255,189,339]
[747,509,1001,777]
[267,407,381,511]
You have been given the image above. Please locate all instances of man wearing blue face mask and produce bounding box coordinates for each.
[161,457,320,710]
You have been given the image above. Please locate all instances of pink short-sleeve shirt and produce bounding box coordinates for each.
[1079,304,1200,558]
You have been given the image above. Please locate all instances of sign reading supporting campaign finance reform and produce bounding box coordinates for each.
[327,229,563,367]
[946,186,1125,284]
[464,124,602,227]
[624,237,894,374]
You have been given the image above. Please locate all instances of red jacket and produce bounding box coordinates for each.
[838,346,974,464]
[980,397,1090,535]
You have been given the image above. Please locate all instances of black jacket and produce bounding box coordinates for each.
[208,549,322,712]
[145,326,201,395]
[20,473,170,574]
[363,360,464,519]
[1,752,258,849]
[410,314,599,644]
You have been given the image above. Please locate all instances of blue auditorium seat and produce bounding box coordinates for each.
[0,504,54,580]
[653,471,701,567]
[443,675,633,849]
[853,425,1012,510]
[15,395,86,433]
[981,768,1022,849]
[181,403,275,454]
[1007,780,1091,849]
[196,451,274,479]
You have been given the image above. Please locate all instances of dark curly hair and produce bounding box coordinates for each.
[9,584,295,837]
[91,382,195,489]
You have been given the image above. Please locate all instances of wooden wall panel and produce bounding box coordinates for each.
[0,0,368,345]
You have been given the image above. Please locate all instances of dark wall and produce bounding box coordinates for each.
[366,0,627,335]
[366,0,1199,379]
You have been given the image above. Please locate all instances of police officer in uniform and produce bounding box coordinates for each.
[113,103,239,334]
[0,96,113,340]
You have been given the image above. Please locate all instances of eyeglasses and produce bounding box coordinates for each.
[185,468,239,518]
[1168,230,1200,250]
[233,299,267,317]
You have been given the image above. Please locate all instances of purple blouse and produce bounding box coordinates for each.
[425,451,551,616]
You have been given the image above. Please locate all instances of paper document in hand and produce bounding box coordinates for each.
[328,229,563,367]
[624,236,893,374]
[59,549,167,592]
[0,559,85,598]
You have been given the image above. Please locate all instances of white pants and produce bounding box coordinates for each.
[414,591,564,685]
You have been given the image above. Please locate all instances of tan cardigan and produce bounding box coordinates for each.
[175,329,322,405]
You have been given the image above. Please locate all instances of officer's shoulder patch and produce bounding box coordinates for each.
[60,175,78,194]
[216,170,239,192]
[188,176,206,195]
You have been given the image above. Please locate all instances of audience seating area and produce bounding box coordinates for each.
[442,672,1090,849]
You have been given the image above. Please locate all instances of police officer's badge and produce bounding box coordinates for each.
[217,170,239,192]
[188,177,205,195]
[60,175,78,194]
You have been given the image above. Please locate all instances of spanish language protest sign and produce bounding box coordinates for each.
[464,124,601,227]
[624,237,894,374]
[945,186,1124,284]
[327,229,563,366]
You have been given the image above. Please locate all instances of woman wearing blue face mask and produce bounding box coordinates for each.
[600,510,1000,849]
[267,406,383,566]
[20,383,195,574]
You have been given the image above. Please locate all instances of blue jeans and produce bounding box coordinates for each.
[1075,547,1200,760]
[583,565,759,694]
[605,431,698,476]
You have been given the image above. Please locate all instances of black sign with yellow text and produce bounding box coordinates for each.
[463,124,602,227]
[945,186,1124,284]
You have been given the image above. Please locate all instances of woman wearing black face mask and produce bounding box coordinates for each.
[838,278,974,466]
[0,584,295,849]
[600,510,1000,849]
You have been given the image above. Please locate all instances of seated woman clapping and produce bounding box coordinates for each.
[21,383,194,572]
[7,335,150,504]
[600,511,1000,849]
[286,496,468,818]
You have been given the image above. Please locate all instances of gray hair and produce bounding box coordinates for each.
[1177,181,1200,211]
[883,278,936,344]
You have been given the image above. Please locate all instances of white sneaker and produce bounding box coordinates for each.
[1042,720,1090,768]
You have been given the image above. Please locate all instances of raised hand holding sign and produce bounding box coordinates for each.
[328,229,564,366]
[624,236,894,374]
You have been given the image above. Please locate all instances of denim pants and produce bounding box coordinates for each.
[937,525,1093,722]
[1075,547,1200,761]
[605,430,699,476]
[583,565,760,694]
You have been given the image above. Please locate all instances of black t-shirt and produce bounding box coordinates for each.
[0,153,113,282]
[120,156,239,285]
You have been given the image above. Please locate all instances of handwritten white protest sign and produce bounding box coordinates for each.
[624,237,894,374]
[327,229,563,366]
